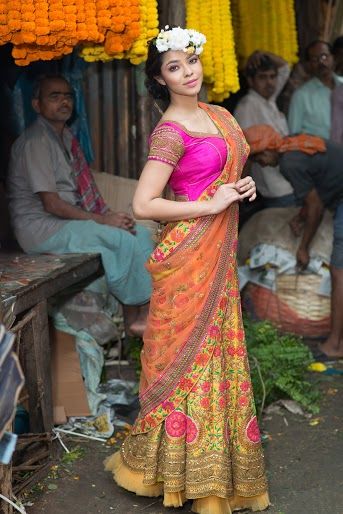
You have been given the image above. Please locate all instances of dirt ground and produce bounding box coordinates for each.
[23,371,343,514]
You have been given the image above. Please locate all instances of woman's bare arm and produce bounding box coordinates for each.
[132,160,254,221]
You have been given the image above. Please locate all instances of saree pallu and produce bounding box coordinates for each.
[105,104,269,514]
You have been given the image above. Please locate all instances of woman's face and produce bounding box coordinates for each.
[156,50,203,98]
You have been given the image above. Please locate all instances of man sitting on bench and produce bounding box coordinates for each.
[7,74,153,336]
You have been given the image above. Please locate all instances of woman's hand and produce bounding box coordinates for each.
[235,176,257,202]
[209,183,242,214]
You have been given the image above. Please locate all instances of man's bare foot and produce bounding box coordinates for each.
[123,303,149,338]
[318,339,343,359]
[128,319,147,338]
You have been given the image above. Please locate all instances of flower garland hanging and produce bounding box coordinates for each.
[0,0,159,66]
[231,0,298,66]
[80,0,158,64]
[186,0,240,102]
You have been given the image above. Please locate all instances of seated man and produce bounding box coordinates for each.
[244,124,343,359]
[288,40,343,140]
[234,50,295,207]
[7,74,154,336]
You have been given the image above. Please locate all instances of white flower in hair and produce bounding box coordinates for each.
[155,26,206,55]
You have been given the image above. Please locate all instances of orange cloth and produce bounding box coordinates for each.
[243,124,326,155]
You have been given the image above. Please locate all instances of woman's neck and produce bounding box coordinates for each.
[167,95,199,119]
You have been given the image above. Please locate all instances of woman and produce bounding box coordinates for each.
[105,26,270,513]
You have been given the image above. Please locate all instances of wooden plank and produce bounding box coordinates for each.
[136,94,153,178]
[9,254,102,315]
[0,456,12,514]
[20,301,52,433]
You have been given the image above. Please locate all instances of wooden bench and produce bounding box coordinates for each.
[0,252,103,433]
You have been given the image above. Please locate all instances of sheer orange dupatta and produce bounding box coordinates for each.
[133,104,249,435]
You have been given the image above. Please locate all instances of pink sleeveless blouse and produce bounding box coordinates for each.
[148,121,228,201]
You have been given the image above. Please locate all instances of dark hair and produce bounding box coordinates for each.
[245,55,278,78]
[144,38,170,102]
[304,40,332,61]
[332,36,343,54]
[32,74,70,99]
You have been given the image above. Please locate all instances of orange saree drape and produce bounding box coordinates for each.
[105,104,269,514]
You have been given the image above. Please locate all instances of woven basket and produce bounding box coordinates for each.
[242,274,330,338]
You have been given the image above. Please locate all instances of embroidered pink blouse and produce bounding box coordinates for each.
[148,121,228,201]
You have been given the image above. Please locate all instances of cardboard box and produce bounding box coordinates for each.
[50,328,90,424]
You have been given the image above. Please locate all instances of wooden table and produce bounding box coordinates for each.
[0,252,103,433]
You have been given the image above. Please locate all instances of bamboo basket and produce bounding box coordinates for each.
[242,274,331,338]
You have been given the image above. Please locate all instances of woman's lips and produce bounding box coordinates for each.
[184,78,198,87]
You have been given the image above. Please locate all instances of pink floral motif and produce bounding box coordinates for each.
[179,377,194,391]
[213,346,221,357]
[226,329,236,339]
[246,416,261,444]
[228,289,240,298]
[162,400,174,412]
[186,416,199,444]
[153,248,165,262]
[200,397,210,409]
[209,325,220,338]
[240,381,250,392]
[239,396,248,407]
[195,353,208,366]
[201,381,211,393]
[219,396,226,409]
[236,345,246,357]
[227,346,236,356]
[165,411,187,438]
[219,381,228,393]
[237,329,245,341]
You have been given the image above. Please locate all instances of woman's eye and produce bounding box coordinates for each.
[190,57,198,64]
[169,66,178,72]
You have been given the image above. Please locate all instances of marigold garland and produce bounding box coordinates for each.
[231,0,298,66]
[186,0,240,102]
[0,0,158,66]
[80,0,158,64]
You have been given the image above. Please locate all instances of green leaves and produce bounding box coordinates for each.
[244,317,320,415]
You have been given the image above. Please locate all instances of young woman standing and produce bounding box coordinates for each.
[106,26,270,514]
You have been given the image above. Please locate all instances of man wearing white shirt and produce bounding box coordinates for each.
[235,51,295,207]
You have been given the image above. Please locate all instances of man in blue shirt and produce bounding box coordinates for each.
[288,40,343,139]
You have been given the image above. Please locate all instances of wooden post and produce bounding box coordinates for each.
[115,61,131,178]
[102,62,116,174]
[0,461,12,514]
[159,0,185,27]
[85,64,101,172]
[21,301,52,433]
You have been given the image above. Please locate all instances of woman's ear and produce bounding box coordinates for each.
[154,75,166,86]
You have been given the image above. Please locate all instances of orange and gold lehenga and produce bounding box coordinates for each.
[105,103,270,514]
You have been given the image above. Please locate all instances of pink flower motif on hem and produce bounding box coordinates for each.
[162,400,174,413]
[153,248,165,262]
[246,415,261,444]
[186,416,199,444]
[165,411,186,438]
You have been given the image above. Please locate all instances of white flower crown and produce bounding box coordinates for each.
[155,26,206,55]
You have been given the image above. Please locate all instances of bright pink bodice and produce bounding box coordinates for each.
[159,122,228,201]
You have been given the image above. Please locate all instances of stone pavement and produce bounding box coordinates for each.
[26,372,343,514]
